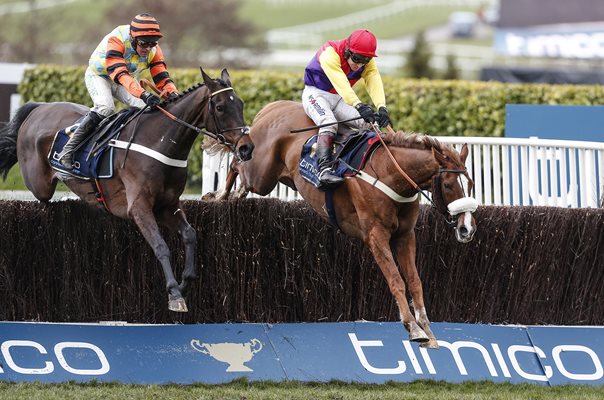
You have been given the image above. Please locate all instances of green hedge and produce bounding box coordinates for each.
[17,65,604,187]
[20,65,604,137]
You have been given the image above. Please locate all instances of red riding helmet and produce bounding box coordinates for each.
[130,13,163,39]
[347,29,377,57]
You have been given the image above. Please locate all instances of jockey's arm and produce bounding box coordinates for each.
[105,36,146,98]
[148,46,178,94]
[319,47,362,107]
[360,60,386,110]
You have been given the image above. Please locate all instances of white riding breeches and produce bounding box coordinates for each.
[301,85,370,137]
[84,67,145,117]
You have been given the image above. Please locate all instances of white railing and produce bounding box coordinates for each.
[266,0,494,47]
[202,136,604,208]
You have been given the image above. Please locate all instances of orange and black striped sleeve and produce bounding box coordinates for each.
[149,46,178,94]
[105,36,145,98]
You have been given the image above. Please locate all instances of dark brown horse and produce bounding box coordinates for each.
[0,68,254,313]
[206,100,477,348]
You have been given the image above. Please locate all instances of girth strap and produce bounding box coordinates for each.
[109,139,187,168]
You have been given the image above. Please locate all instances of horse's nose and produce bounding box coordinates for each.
[238,143,254,161]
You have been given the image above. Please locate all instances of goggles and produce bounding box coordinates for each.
[350,52,372,65]
[137,39,158,48]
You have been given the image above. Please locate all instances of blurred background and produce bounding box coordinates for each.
[1,0,603,81]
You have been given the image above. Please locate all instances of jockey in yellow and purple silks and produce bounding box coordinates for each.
[302,29,392,187]
[58,13,179,169]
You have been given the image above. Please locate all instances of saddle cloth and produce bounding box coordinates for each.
[48,108,140,180]
[299,130,382,190]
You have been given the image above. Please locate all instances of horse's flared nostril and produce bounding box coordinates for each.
[458,226,469,236]
[238,143,254,161]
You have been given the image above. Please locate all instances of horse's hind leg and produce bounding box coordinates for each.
[20,157,58,202]
[366,227,428,343]
[393,231,438,349]
[128,198,187,312]
[158,205,197,296]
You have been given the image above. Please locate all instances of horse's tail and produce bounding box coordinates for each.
[0,102,42,180]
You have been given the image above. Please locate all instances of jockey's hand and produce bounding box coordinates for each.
[355,103,375,123]
[141,91,161,107]
[377,106,391,128]
[166,92,179,101]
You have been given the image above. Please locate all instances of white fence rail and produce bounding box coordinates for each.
[202,136,604,208]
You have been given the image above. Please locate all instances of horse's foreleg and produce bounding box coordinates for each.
[393,231,438,349]
[159,206,197,297]
[129,200,187,312]
[366,227,428,343]
[202,161,240,202]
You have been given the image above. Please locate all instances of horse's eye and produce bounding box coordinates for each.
[444,183,452,190]
[216,105,225,112]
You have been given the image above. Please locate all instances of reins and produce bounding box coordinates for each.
[140,79,249,156]
[371,122,472,226]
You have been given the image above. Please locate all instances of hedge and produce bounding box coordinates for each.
[1,199,603,325]
[17,65,604,185]
[19,65,604,138]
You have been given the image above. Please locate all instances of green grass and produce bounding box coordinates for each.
[0,380,601,400]
[238,0,391,30]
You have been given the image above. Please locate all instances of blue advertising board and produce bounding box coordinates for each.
[0,321,602,385]
[505,104,604,142]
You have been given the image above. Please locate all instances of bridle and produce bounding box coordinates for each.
[152,83,250,157]
[372,123,477,227]
[431,167,474,227]
[205,87,250,156]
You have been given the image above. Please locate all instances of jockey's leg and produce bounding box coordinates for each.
[59,68,113,169]
[315,133,343,186]
[333,101,373,133]
[301,86,343,187]
[58,111,103,169]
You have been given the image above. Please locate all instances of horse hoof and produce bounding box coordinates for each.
[201,192,216,201]
[169,298,188,312]
[420,338,439,349]
[409,328,429,343]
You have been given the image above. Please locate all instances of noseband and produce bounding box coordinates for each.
[431,168,477,227]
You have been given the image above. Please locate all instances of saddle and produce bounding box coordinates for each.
[48,108,141,180]
[299,129,382,190]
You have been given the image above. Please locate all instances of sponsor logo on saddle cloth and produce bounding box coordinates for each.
[48,109,137,180]
[299,130,382,190]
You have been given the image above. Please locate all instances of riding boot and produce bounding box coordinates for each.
[315,135,344,187]
[58,111,103,169]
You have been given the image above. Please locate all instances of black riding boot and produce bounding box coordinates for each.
[58,111,103,169]
[316,144,344,187]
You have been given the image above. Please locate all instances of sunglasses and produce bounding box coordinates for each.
[350,52,372,65]
[137,39,158,49]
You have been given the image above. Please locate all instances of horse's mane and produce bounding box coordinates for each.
[382,131,461,163]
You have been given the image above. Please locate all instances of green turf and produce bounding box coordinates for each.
[0,380,601,400]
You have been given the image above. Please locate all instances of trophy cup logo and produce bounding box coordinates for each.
[190,338,263,372]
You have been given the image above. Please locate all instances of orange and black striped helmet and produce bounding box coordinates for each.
[130,13,163,39]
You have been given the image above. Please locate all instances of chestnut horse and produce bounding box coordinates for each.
[206,100,477,348]
[0,68,254,313]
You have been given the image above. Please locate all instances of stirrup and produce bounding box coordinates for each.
[58,153,74,169]
[318,168,344,184]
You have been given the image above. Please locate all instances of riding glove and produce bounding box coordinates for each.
[167,92,180,101]
[355,103,375,123]
[141,91,161,107]
[378,106,391,128]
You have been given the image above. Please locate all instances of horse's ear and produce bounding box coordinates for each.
[200,67,212,86]
[432,147,447,166]
[460,143,469,164]
[221,68,232,87]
